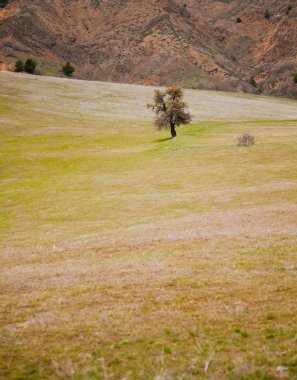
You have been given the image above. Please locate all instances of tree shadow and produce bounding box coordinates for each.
[153,137,173,143]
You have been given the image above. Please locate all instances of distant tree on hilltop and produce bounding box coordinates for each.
[147,86,191,138]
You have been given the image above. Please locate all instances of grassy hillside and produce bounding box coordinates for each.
[0,72,297,379]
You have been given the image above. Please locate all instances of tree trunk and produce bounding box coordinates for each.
[170,123,177,138]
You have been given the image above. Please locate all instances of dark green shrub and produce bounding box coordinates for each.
[264,9,270,19]
[293,73,297,84]
[24,58,37,74]
[0,0,8,8]
[249,76,257,88]
[236,17,242,23]
[62,62,75,76]
[14,59,24,72]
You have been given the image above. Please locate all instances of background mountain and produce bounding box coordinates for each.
[0,0,297,98]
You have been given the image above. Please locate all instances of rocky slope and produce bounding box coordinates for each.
[0,0,297,97]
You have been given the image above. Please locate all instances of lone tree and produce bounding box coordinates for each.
[63,62,75,76]
[147,86,191,138]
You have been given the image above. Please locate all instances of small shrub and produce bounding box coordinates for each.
[236,17,242,23]
[62,61,75,76]
[237,133,255,147]
[293,73,297,84]
[264,9,270,19]
[24,58,37,74]
[240,331,250,338]
[266,313,277,320]
[249,76,257,88]
[163,346,172,354]
[286,4,292,15]
[14,59,24,72]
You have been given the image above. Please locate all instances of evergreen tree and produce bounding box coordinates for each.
[63,62,75,76]
[24,58,37,74]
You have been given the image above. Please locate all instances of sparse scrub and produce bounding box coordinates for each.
[273,63,295,74]
[237,132,255,146]
[201,74,239,92]
[279,80,292,93]
[24,58,37,74]
[293,73,297,84]
[236,17,242,23]
[0,38,33,55]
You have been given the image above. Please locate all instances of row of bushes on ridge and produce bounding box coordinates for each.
[14,58,75,76]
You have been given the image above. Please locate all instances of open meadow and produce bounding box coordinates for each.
[0,72,297,380]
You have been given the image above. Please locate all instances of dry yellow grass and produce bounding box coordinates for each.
[0,72,297,379]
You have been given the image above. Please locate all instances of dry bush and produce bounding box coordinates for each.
[279,79,292,92]
[237,132,255,147]
[198,76,239,92]
[0,37,34,55]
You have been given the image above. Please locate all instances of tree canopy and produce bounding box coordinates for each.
[147,86,191,138]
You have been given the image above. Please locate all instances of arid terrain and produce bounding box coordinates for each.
[0,0,297,97]
[1,72,297,379]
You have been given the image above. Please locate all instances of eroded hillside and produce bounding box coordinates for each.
[0,0,297,97]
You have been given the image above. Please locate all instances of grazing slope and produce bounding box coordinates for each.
[1,72,297,379]
[0,0,297,97]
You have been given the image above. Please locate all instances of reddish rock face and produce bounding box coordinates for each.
[0,0,296,98]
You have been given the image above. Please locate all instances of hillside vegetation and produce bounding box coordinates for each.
[0,72,297,379]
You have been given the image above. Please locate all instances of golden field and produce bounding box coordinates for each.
[0,72,297,379]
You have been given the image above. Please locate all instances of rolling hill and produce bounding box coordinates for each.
[1,72,297,379]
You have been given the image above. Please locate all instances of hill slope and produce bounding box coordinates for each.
[1,72,297,379]
[0,0,297,95]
